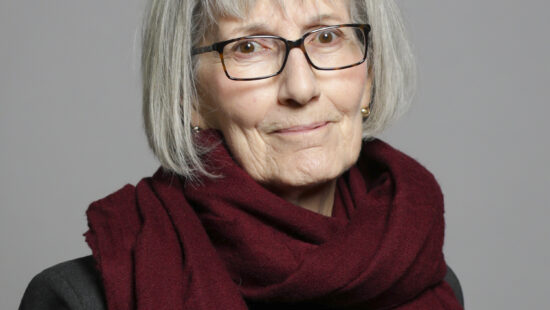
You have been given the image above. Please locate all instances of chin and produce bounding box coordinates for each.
[267,160,351,191]
[239,133,364,192]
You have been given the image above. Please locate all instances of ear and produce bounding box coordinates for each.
[191,101,206,129]
[362,65,375,110]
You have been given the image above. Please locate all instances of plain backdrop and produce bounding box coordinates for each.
[1,0,549,309]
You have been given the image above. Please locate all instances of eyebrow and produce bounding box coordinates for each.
[228,23,273,38]
[306,14,341,25]
[226,14,343,38]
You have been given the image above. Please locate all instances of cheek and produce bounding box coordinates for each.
[323,64,370,114]
[203,74,276,130]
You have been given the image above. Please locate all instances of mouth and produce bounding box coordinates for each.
[272,121,330,134]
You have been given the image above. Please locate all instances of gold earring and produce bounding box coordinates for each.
[361,107,371,118]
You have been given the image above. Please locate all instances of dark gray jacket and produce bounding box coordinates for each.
[20,256,464,309]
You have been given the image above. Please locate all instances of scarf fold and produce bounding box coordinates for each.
[85,130,463,309]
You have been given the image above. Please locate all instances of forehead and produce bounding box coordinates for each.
[214,0,352,38]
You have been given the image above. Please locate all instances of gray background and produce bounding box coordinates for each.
[1,0,548,309]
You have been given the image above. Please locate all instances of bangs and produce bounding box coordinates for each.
[201,0,260,22]
[200,0,348,27]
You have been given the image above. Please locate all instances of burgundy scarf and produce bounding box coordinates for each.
[85,130,462,309]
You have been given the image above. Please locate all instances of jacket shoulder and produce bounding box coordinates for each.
[19,256,106,310]
[444,265,465,307]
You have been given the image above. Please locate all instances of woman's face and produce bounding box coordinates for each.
[196,0,371,193]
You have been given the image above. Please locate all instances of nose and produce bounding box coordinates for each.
[277,48,321,106]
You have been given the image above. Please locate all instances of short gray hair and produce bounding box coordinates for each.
[142,0,416,179]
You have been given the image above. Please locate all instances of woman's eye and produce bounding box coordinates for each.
[237,41,260,53]
[317,31,335,44]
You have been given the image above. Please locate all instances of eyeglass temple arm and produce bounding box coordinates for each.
[192,45,214,55]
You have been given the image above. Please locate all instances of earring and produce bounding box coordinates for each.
[361,107,371,118]
[192,126,201,133]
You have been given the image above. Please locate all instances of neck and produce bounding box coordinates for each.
[270,180,337,217]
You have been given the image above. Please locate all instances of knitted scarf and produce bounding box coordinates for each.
[85,130,462,309]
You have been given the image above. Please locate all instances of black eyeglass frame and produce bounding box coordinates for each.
[191,23,371,81]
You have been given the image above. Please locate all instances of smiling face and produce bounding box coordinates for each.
[196,0,371,197]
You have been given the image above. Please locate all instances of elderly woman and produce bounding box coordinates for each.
[21,0,464,309]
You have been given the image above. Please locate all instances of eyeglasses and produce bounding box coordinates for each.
[192,24,370,81]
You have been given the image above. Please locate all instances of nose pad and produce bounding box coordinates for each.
[277,48,321,106]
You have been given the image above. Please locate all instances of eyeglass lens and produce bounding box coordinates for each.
[221,26,366,80]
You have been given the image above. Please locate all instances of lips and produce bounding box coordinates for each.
[273,121,330,134]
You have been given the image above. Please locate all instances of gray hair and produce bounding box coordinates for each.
[142,0,416,179]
